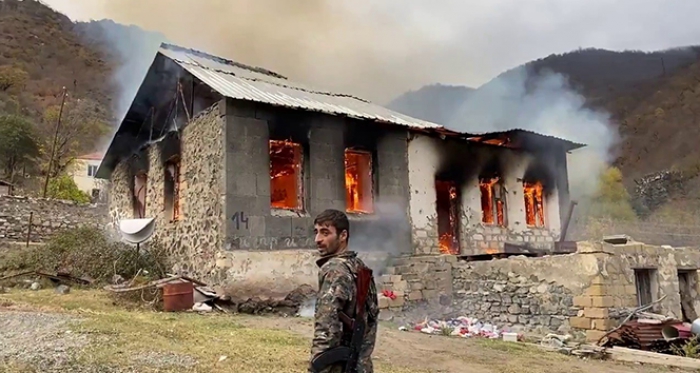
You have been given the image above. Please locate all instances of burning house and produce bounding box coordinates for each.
[97,43,584,290]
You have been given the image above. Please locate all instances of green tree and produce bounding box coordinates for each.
[47,174,91,203]
[0,114,40,183]
[0,65,29,92]
[587,167,637,221]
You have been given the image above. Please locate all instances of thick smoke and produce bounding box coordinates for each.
[447,67,617,202]
[64,0,462,105]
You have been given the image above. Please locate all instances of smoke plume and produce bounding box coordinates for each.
[447,67,617,202]
[69,0,465,106]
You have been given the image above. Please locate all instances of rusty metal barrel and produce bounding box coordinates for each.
[162,281,194,312]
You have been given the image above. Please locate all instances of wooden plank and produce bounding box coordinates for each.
[608,346,700,370]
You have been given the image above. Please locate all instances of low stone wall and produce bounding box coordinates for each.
[451,254,600,335]
[0,195,107,242]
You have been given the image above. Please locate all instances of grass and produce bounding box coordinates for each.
[0,289,424,373]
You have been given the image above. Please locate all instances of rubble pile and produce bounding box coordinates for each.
[600,312,692,354]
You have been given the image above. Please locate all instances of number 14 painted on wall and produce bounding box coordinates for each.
[231,211,249,230]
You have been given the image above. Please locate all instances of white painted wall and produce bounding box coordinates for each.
[406,133,564,255]
[69,158,106,195]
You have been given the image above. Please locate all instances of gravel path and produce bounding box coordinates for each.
[0,309,199,372]
[0,310,88,371]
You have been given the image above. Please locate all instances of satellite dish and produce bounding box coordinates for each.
[118,218,156,244]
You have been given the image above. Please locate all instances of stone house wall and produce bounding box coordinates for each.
[108,103,226,283]
[0,195,107,242]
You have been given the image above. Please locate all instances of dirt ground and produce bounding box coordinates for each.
[0,289,689,373]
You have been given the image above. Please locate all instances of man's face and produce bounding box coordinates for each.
[314,222,347,256]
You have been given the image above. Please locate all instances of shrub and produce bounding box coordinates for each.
[47,175,91,203]
[4,227,171,284]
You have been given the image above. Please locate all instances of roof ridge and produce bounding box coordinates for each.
[170,56,371,104]
[160,42,288,80]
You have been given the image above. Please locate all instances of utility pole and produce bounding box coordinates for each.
[42,87,68,198]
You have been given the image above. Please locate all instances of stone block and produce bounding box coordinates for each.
[591,275,606,285]
[422,290,438,299]
[378,297,389,309]
[569,317,591,329]
[393,281,408,292]
[388,296,405,308]
[586,330,607,342]
[384,267,396,275]
[409,281,424,291]
[573,295,592,308]
[585,284,607,297]
[591,318,616,331]
[584,307,609,319]
[590,296,614,308]
[408,291,423,301]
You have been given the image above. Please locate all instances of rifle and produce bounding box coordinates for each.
[310,264,373,373]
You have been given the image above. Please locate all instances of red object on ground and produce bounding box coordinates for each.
[382,290,397,300]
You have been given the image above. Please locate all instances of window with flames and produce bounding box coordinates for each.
[269,139,304,210]
[435,180,460,255]
[344,149,374,214]
[523,180,545,227]
[479,176,507,226]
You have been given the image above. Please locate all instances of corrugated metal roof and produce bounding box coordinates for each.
[464,128,586,150]
[159,44,444,131]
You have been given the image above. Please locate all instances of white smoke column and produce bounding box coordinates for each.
[447,67,617,202]
[349,201,411,277]
[91,20,167,123]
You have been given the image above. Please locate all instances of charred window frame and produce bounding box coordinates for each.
[268,117,309,213]
[634,268,658,308]
[344,148,375,214]
[133,172,148,219]
[343,122,379,215]
[435,178,461,255]
[479,164,507,227]
[164,156,182,221]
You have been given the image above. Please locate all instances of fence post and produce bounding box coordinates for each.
[26,211,33,247]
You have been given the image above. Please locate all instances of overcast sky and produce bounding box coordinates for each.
[43,0,700,103]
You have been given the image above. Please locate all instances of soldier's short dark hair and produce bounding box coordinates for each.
[314,209,350,239]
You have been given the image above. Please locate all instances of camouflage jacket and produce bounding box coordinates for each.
[309,251,379,373]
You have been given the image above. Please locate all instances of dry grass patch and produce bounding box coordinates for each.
[0,289,426,373]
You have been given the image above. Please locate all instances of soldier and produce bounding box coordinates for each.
[308,209,379,373]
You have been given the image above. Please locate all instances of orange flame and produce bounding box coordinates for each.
[523,181,545,227]
[479,177,505,226]
[344,150,374,213]
[270,140,302,210]
[436,181,459,255]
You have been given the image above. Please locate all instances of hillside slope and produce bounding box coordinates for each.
[0,0,115,119]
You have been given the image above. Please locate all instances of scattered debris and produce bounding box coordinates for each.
[0,270,93,286]
[408,316,508,339]
[29,282,41,291]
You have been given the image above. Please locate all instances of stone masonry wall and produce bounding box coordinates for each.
[0,195,107,242]
[381,240,700,341]
[108,103,226,283]
[380,248,604,337]
[571,240,700,342]
[450,254,600,335]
